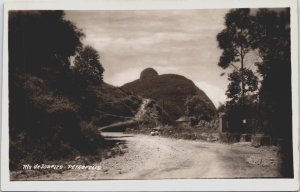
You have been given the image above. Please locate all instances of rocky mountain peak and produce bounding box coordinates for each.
[140,68,159,81]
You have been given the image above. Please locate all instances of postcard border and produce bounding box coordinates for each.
[1,0,299,191]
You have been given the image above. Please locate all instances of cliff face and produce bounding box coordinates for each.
[122,68,216,121]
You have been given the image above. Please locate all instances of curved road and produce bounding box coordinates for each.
[29,132,281,180]
[98,99,151,132]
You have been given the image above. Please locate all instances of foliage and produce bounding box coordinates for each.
[185,95,216,123]
[74,45,104,84]
[250,8,292,177]
[222,8,292,137]
[250,8,291,138]
[217,9,252,69]
[8,11,108,170]
[217,103,226,113]
[23,74,79,114]
[225,94,260,133]
[218,8,292,176]
[127,119,219,141]
[9,11,84,90]
[218,8,291,135]
[217,9,258,104]
[60,46,105,119]
[226,68,258,103]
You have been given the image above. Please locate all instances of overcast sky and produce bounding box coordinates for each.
[66,9,234,107]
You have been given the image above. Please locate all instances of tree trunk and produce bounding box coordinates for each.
[241,46,245,105]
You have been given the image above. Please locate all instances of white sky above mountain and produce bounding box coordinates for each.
[66,9,244,107]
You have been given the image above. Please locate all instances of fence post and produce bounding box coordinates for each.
[218,113,227,133]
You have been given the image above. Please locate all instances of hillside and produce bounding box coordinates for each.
[91,82,142,126]
[122,68,216,121]
[9,71,147,170]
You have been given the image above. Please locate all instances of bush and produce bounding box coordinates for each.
[79,121,104,153]
[9,74,103,170]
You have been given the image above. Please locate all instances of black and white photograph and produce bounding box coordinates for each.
[1,0,299,191]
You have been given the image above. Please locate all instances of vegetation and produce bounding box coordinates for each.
[185,95,216,124]
[217,8,292,177]
[251,8,291,140]
[217,8,292,135]
[9,11,142,171]
[73,45,104,84]
[217,9,258,104]
[251,8,292,177]
[93,83,143,127]
[126,119,219,141]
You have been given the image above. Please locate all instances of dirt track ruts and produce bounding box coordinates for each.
[27,132,281,180]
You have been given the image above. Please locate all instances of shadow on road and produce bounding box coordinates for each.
[103,137,127,147]
[104,135,133,139]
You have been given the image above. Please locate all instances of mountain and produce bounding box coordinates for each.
[122,68,216,121]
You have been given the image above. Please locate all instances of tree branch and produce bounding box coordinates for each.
[230,63,239,70]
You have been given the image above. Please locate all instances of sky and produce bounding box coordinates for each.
[65,9,234,107]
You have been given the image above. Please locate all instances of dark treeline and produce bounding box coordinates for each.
[217,8,293,177]
[9,11,106,170]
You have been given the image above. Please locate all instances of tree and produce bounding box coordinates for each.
[73,45,104,84]
[9,11,85,98]
[217,8,293,177]
[226,68,258,104]
[71,46,104,118]
[250,8,292,177]
[9,11,84,79]
[185,95,215,124]
[250,8,291,137]
[217,9,258,104]
[225,94,259,133]
[9,10,85,135]
[8,11,89,169]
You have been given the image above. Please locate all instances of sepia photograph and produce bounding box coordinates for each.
[1,0,299,191]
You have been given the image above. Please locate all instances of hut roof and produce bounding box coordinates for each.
[176,116,190,122]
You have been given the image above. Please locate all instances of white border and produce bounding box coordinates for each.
[1,0,299,191]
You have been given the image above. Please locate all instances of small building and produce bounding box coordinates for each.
[175,116,190,127]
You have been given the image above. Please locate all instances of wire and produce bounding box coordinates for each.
[95,109,135,120]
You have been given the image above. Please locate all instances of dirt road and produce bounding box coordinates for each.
[28,132,282,180]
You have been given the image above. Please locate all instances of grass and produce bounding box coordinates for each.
[125,120,219,142]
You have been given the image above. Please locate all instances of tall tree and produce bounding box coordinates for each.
[217,9,258,104]
[250,8,291,137]
[250,8,292,177]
